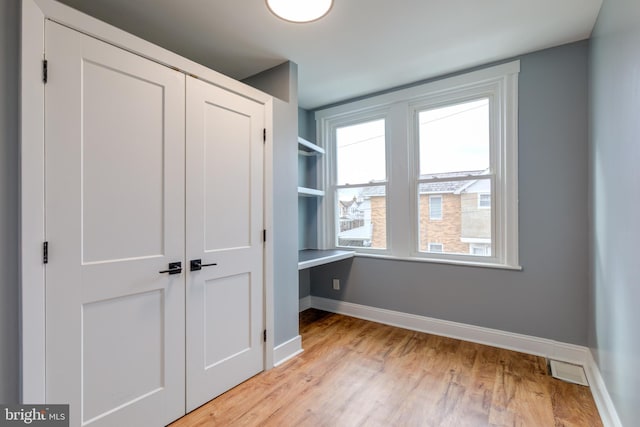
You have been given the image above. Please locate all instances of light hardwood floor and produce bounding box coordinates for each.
[171,309,603,426]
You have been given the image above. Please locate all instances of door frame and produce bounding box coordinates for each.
[20,0,275,404]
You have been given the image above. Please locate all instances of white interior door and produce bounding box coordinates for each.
[186,76,265,411]
[45,22,186,426]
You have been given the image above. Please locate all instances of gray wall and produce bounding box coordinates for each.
[0,0,20,404]
[310,41,590,345]
[589,0,640,424]
[298,269,311,301]
[297,107,315,142]
[244,62,300,346]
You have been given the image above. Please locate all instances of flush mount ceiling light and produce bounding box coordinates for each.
[266,0,333,23]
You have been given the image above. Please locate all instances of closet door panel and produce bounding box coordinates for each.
[203,103,252,250]
[186,76,265,411]
[45,21,186,427]
[81,59,165,263]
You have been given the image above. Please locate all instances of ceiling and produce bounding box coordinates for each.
[56,0,603,109]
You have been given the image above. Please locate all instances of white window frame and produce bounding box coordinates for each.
[428,195,443,220]
[316,61,520,270]
[323,109,392,255]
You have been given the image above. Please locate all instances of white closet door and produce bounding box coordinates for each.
[45,22,185,427]
[186,76,265,411]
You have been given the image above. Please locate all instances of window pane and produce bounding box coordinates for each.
[419,99,489,176]
[337,186,386,249]
[336,119,386,185]
[418,179,492,255]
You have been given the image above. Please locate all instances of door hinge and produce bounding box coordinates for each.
[43,241,49,264]
[263,128,266,143]
[263,229,266,242]
[263,330,267,342]
[42,59,48,84]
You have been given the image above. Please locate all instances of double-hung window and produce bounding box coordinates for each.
[416,98,492,257]
[333,116,388,250]
[316,61,520,269]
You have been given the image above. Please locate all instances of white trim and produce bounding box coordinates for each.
[310,296,588,364]
[299,296,312,312]
[316,61,520,270]
[355,252,522,271]
[273,335,303,367]
[263,100,275,370]
[502,68,520,269]
[20,0,46,404]
[21,0,275,401]
[584,351,624,427]
[309,296,625,426]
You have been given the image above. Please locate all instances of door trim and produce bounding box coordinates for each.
[20,0,275,403]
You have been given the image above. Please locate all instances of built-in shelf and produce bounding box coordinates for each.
[298,136,325,155]
[298,249,355,270]
[298,186,325,197]
[298,137,324,198]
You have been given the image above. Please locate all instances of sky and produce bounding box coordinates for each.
[335,98,490,187]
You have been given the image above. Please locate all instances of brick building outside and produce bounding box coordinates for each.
[337,171,492,256]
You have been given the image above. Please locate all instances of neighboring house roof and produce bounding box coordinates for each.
[339,197,369,218]
[420,170,487,194]
[339,198,356,210]
[360,186,386,197]
[356,170,488,197]
[420,180,471,194]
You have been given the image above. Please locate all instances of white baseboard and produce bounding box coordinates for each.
[309,296,621,427]
[310,296,588,364]
[584,351,623,427]
[299,295,311,312]
[273,335,303,367]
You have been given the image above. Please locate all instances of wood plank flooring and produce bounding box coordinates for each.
[170,309,603,426]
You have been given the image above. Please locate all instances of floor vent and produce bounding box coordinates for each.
[549,359,589,386]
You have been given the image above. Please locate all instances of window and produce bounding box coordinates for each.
[479,193,491,209]
[417,98,492,257]
[334,119,387,249]
[317,61,520,269]
[470,244,491,256]
[428,195,443,220]
[428,243,444,253]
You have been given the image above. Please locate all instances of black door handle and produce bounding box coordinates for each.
[190,259,218,271]
[159,262,182,275]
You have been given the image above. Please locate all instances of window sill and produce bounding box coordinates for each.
[353,252,523,271]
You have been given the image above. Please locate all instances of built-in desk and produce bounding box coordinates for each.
[298,249,355,270]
